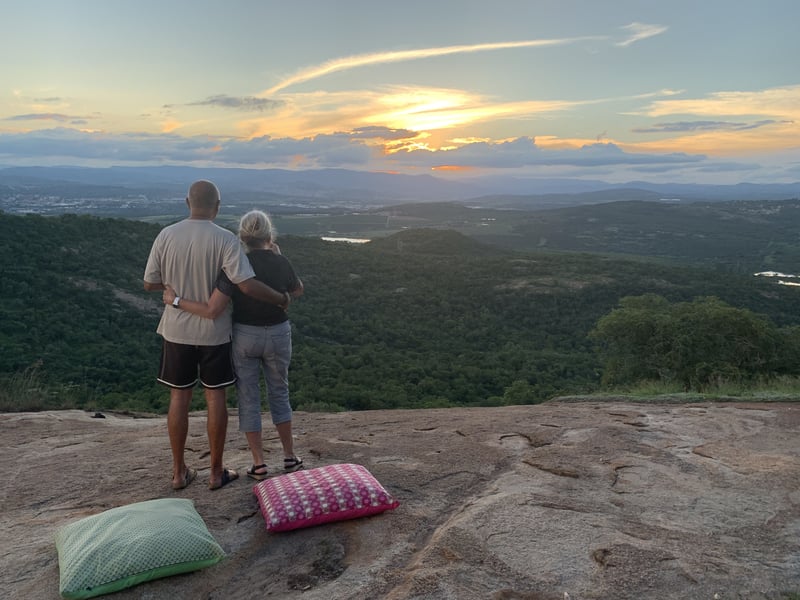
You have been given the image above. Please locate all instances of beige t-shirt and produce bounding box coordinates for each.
[143,218,255,345]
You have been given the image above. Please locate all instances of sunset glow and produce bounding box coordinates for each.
[0,1,796,183]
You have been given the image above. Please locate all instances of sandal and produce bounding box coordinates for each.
[247,464,269,481]
[284,456,304,472]
[209,468,239,490]
[172,467,197,490]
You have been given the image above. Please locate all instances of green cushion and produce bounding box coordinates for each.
[55,498,225,599]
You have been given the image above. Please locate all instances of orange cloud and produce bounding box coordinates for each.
[625,121,800,156]
[161,119,183,133]
[431,165,477,172]
[646,85,800,120]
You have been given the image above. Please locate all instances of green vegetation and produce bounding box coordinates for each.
[590,294,800,390]
[3,209,800,414]
[376,199,800,275]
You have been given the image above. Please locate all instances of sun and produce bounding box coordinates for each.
[364,88,479,133]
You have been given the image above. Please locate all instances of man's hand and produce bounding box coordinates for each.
[279,292,291,311]
[290,278,305,299]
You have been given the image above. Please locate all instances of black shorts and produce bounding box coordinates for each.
[157,340,236,389]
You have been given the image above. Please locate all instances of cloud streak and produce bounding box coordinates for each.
[261,35,607,96]
[633,120,780,133]
[616,22,668,47]
[261,24,667,97]
[5,113,87,123]
[185,95,284,112]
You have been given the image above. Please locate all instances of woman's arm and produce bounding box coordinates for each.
[163,285,231,319]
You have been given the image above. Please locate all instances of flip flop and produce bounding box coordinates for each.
[209,468,239,490]
[172,467,197,490]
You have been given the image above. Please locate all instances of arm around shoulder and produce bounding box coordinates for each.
[236,277,287,306]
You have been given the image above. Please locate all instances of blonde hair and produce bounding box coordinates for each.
[238,210,275,249]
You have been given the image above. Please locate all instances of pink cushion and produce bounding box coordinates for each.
[253,463,400,532]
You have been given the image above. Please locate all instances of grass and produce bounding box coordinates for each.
[0,363,50,412]
[563,376,800,404]
[5,366,800,413]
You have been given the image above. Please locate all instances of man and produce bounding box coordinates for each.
[143,180,289,491]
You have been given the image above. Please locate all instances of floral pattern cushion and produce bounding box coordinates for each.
[253,463,400,532]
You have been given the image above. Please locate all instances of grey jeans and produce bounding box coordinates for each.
[232,320,292,432]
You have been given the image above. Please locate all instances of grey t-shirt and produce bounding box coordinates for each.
[143,218,255,345]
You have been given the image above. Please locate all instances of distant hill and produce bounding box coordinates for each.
[467,187,666,210]
[1,165,797,218]
[377,198,800,275]
[492,198,800,274]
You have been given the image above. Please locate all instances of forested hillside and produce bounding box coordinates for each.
[3,211,800,413]
[383,198,800,275]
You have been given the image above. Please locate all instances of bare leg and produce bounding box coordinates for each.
[275,420,294,458]
[245,430,265,467]
[205,387,229,488]
[167,387,192,488]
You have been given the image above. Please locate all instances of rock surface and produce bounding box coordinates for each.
[3,401,800,600]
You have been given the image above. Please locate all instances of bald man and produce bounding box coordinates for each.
[143,180,289,491]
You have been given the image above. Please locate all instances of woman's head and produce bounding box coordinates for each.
[238,210,275,249]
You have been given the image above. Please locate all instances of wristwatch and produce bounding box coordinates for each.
[172,296,181,308]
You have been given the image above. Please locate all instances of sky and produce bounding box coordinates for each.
[1,0,799,184]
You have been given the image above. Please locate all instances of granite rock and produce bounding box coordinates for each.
[3,401,800,599]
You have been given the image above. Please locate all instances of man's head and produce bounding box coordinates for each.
[186,180,220,219]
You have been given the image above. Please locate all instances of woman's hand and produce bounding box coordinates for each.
[163,284,177,305]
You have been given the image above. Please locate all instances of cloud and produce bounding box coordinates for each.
[646,85,800,119]
[240,86,588,142]
[629,160,760,175]
[0,127,374,168]
[261,35,606,96]
[5,113,85,123]
[388,137,704,169]
[349,126,419,141]
[616,22,668,47]
[633,120,780,133]
[220,133,374,167]
[185,94,284,112]
[0,128,707,173]
[692,161,763,173]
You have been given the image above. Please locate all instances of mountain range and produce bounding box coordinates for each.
[1,165,798,216]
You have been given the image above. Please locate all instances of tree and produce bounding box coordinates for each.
[590,294,791,390]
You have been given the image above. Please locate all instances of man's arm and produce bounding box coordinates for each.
[143,281,165,292]
[236,277,290,308]
[291,278,304,298]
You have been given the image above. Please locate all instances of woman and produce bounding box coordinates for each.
[164,210,304,479]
